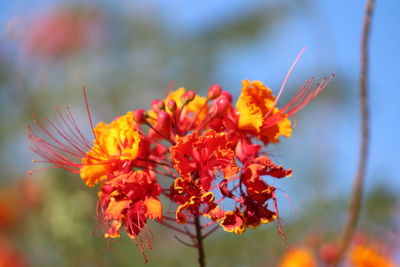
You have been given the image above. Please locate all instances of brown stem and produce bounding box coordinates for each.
[332,0,375,265]
[194,216,206,267]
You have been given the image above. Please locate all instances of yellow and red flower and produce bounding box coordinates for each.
[98,170,162,241]
[80,111,141,186]
[28,110,143,187]
[236,80,292,143]
[29,73,331,259]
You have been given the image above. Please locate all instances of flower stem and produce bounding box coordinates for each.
[332,0,375,265]
[194,217,206,267]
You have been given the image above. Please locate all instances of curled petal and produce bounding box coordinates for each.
[220,210,246,234]
[204,206,225,222]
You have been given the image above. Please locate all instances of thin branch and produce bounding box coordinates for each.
[332,0,375,265]
[157,221,196,239]
[203,225,219,239]
[174,235,197,248]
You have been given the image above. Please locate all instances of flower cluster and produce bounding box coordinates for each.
[28,76,331,259]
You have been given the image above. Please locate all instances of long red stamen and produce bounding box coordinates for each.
[83,87,98,141]
[263,74,334,127]
[27,105,97,174]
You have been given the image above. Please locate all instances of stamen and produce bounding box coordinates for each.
[145,121,175,145]
[31,118,84,158]
[65,107,93,149]
[55,107,91,151]
[263,74,334,128]
[83,87,98,141]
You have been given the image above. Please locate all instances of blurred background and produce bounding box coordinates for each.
[0,0,399,266]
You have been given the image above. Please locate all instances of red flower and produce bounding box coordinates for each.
[97,170,162,259]
[170,129,239,190]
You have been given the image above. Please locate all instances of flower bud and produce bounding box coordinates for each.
[151,99,165,112]
[208,84,222,100]
[182,90,195,104]
[133,109,147,124]
[167,99,177,112]
[157,110,172,137]
[212,95,230,115]
[221,91,233,103]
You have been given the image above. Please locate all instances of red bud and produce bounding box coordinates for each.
[167,99,177,112]
[221,91,233,103]
[182,90,195,104]
[208,84,222,100]
[133,109,147,124]
[157,110,172,137]
[151,99,165,112]
[213,96,230,115]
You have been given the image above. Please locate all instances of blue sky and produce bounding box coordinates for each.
[1,0,399,197]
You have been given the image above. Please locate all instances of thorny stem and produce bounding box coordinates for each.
[332,0,374,265]
[194,217,206,267]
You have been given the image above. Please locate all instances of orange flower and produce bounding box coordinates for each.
[236,76,332,144]
[236,80,292,143]
[279,247,317,267]
[28,109,142,187]
[350,245,396,267]
[81,111,141,186]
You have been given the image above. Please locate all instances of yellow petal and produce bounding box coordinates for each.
[104,198,130,220]
[80,111,141,186]
[236,80,275,133]
[144,197,162,220]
